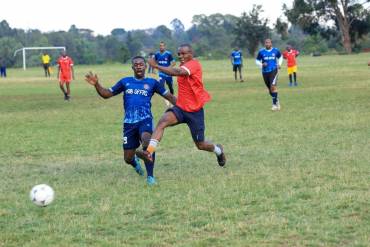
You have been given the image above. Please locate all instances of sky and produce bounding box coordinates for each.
[2,0,291,36]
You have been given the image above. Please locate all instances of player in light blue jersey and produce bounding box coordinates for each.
[85,56,177,185]
[256,39,283,111]
[154,41,176,98]
[230,48,244,82]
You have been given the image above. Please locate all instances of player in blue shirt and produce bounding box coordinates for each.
[154,41,176,104]
[256,39,283,111]
[230,48,244,82]
[85,56,177,185]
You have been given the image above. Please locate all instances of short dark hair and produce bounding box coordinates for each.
[131,56,146,64]
[179,43,192,51]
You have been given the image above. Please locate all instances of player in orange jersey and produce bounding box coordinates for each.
[57,51,74,100]
[136,44,226,172]
[282,45,299,87]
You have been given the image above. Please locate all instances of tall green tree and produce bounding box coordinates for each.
[284,0,370,53]
[233,5,270,56]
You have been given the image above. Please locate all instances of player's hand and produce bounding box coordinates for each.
[85,71,99,86]
[278,65,281,69]
[262,62,268,67]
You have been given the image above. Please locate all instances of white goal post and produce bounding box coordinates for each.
[14,46,66,70]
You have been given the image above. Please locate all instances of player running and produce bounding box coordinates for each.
[154,41,176,106]
[85,56,176,186]
[57,51,74,101]
[136,44,226,177]
[230,47,244,82]
[282,45,300,86]
[255,39,283,111]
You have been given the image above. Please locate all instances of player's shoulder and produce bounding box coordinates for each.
[144,77,158,83]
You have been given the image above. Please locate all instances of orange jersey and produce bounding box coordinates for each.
[176,59,211,112]
[283,49,299,67]
[57,56,74,76]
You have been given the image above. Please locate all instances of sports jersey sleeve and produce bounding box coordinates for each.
[255,51,263,68]
[276,49,282,58]
[154,79,169,96]
[69,57,74,66]
[109,79,125,96]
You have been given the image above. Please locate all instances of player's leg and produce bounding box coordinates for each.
[123,123,144,176]
[43,64,47,77]
[293,72,297,85]
[46,64,50,77]
[136,108,180,162]
[159,77,170,106]
[238,65,243,82]
[65,82,71,99]
[139,119,157,185]
[293,66,298,86]
[59,81,68,100]
[166,77,174,95]
[270,70,280,110]
[288,67,293,86]
[233,65,237,81]
[185,108,226,166]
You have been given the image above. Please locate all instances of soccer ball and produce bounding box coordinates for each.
[29,184,55,207]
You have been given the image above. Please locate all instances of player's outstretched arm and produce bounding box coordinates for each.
[85,71,113,99]
[163,92,177,106]
[148,58,187,76]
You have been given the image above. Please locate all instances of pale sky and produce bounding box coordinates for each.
[2,0,291,35]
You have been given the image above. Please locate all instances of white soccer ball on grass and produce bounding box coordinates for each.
[29,184,55,207]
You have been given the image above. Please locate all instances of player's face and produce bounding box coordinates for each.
[177,46,192,64]
[265,39,272,49]
[159,43,165,52]
[132,58,146,78]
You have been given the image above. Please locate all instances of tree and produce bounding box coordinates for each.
[233,5,270,56]
[284,0,370,53]
[275,18,289,40]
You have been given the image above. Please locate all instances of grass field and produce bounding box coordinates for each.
[1,53,370,246]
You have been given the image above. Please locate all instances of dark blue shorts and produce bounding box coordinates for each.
[123,118,153,150]
[168,105,205,142]
[262,69,279,89]
[159,75,173,86]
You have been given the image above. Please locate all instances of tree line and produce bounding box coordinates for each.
[0,1,369,67]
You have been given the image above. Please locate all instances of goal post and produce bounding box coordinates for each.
[14,46,66,70]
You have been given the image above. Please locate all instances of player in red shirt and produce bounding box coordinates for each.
[282,45,299,86]
[136,44,226,172]
[57,51,75,100]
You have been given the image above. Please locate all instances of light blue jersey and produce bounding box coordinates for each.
[154,51,174,78]
[109,77,168,124]
[256,48,282,73]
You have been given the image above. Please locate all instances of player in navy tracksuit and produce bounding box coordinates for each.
[85,56,176,185]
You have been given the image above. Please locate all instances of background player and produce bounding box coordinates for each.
[57,51,74,100]
[136,44,226,175]
[154,41,176,105]
[85,56,176,186]
[255,39,283,111]
[41,51,51,77]
[230,47,244,82]
[282,45,299,86]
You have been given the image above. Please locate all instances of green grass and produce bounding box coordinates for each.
[1,54,370,246]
